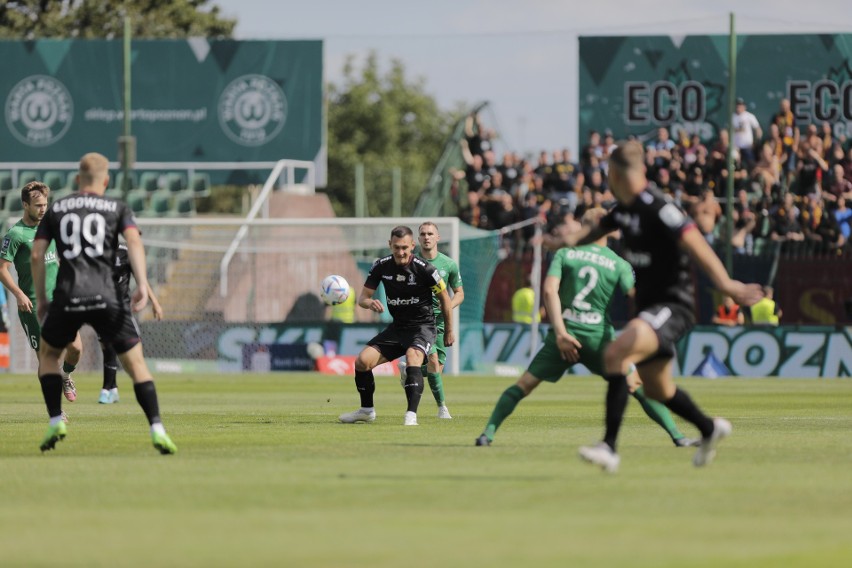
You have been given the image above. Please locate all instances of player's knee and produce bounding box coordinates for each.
[603,343,627,374]
[354,353,377,372]
[516,373,540,395]
[406,350,425,368]
[66,341,82,359]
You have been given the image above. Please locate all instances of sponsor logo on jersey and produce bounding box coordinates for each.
[396,274,406,281]
[408,273,416,285]
[382,274,393,280]
[613,211,641,235]
[623,250,652,267]
[5,75,73,147]
[387,296,420,306]
[561,308,603,325]
[218,74,287,147]
[0,236,10,255]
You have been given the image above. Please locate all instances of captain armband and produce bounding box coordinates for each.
[431,278,447,295]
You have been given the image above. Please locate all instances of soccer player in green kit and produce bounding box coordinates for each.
[476,208,695,448]
[399,222,464,419]
[0,181,82,404]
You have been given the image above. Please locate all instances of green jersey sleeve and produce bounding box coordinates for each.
[616,257,635,295]
[0,229,21,264]
[546,249,567,278]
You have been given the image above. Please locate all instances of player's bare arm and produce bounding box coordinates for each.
[30,239,49,321]
[543,274,581,362]
[543,222,611,251]
[437,287,454,347]
[123,227,149,313]
[148,288,164,320]
[679,226,763,307]
[0,259,32,313]
[358,286,384,313]
[451,285,465,310]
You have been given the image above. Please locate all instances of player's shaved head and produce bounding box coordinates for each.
[609,141,645,175]
[78,152,110,189]
[419,221,439,235]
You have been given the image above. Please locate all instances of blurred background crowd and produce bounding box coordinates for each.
[452,100,852,260]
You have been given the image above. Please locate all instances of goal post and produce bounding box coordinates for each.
[139,216,502,376]
[6,216,501,376]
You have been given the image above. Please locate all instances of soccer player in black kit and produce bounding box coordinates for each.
[549,141,762,472]
[31,152,177,454]
[98,243,164,404]
[339,226,454,426]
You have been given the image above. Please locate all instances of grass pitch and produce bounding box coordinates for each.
[2,372,851,567]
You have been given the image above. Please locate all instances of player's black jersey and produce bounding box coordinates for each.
[364,254,447,328]
[599,185,695,311]
[114,244,131,302]
[35,192,137,310]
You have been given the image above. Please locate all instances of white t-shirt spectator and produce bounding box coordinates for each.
[732,110,761,150]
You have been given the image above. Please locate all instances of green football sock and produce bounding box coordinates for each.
[424,367,446,406]
[483,384,526,441]
[632,386,686,441]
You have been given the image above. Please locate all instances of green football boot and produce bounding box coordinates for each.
[40,421,68,452]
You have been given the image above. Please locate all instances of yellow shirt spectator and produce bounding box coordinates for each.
[329,286,356,323]
[512,286,540,324]
[746,286,781,325]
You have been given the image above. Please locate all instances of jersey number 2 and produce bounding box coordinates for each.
[571,266,599,311]
[60,213,106,259]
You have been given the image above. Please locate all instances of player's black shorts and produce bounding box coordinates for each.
[41,299,142,355]
[636,303,695,364]
[367,323,436,362]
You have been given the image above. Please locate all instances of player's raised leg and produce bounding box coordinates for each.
[637,356,729,467]
[117,342,177,455]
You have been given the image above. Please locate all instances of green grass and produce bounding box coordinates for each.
[2,372,852,567]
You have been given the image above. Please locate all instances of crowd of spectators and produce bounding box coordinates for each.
[452,102,852,258]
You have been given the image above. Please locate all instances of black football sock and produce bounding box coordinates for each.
[62,361,77,374]
[602,373,630,451]
[39,374,63,418]
[664,387,714,438]
[133,381,162,425]
[102,344,119,390]
[354,370,375,408]
[403,365,424,413]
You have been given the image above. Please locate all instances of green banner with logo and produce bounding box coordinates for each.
[1,39,323,166]
[579,34,852,145]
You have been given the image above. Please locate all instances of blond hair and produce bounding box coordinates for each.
[78,152,109,188]
[608,140,645,174]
